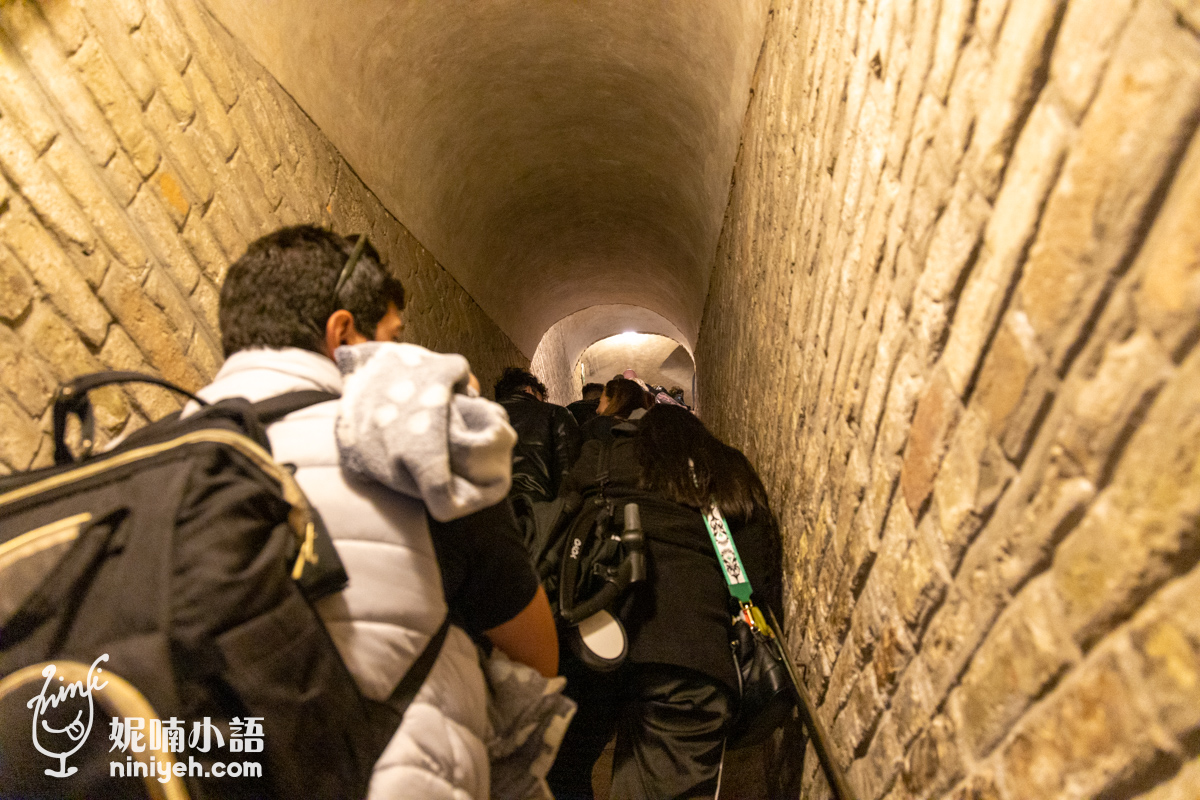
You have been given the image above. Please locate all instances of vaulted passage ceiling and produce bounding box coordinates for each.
[202,0,770,356]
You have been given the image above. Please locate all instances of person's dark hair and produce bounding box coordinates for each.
[601,377,646,418]
[494,367,547,400]
[581,383,603,400]
[219,225,405,357]
[636,404,770,522]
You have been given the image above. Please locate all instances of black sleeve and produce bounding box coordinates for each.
[551,405,582,494]
[732,505,783,620]
[427,500,541,635]
[577,416,600,446]
[562,438,600,496]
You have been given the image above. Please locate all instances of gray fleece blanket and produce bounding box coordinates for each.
[334,342,517,521]
[483,649,577,800]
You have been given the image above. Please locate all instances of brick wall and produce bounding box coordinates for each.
[529,320,578,405]
[0,0,524,474]
[697,0,1200,798]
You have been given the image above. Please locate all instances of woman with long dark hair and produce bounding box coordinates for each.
[547,404,782,799]
[578,376,650,443]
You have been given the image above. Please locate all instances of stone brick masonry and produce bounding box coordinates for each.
[529,320,578,406]
[0,0,525,474]
[697,0,1200,797]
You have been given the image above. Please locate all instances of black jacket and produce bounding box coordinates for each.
[564,428,781,692]
[566,398,600,427]
[498,392,582,502]
[579,413,620,443]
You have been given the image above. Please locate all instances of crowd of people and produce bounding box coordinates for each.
[492,368,780,798]
[190,226,782,799]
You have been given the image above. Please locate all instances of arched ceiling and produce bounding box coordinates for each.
[202,0,770,355]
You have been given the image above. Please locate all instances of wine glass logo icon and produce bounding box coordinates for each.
[25,654,109,778]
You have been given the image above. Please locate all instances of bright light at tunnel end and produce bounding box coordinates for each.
[610,331,644,344]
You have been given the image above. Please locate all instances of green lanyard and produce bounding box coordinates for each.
[702,503,753,604]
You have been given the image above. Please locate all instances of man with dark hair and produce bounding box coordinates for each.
[218,226,407,356]
[493,366,548,401]
[566,382,603,427]
[201,226,557,799]
[494,367,581,502]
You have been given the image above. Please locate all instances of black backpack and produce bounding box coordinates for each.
[0,372,445,799]
[514,429,646,670]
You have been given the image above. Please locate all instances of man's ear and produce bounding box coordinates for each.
[323,309,365,357]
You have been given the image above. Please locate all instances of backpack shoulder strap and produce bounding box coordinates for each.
[251,390,340,425]
[387,618,451,716]
[361,617,452,763]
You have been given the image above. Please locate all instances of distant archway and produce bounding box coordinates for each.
[578,333,695,405]
[530,304,692,404]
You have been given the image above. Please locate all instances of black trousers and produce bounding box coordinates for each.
[548,654,733,800]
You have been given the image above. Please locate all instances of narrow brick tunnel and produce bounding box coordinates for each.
[1,1,1199,798]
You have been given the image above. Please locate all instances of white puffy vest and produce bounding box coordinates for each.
[197,347,490,800]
